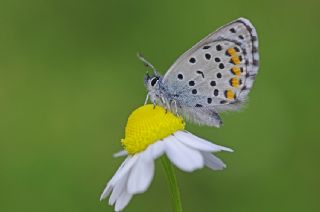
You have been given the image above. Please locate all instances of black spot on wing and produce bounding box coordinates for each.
[214,89,219,96]
[188,81,195,86]
[177,74,183,80]
[196,70,204,78]
[220,100,227,104]
[205,53,211,60]
[189,57,196,64]
[210,81,216,86]
[241,86,247,91]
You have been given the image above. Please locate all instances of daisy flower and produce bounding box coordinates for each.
[100,104,233,211]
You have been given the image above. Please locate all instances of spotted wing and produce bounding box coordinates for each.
[163,18,259,114]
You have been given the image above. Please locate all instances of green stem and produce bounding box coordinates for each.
[161,156,183,212]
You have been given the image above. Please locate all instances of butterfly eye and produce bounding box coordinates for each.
[150,77,159,87]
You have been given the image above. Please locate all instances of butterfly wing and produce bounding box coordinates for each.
[162,18,259,127]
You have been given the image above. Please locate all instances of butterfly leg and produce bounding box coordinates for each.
[172,99,178,115]
[153,101,156,109]
[160,96,169,113]
[144,93,149,105]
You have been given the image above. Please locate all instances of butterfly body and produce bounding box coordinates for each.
[144,18,259,127]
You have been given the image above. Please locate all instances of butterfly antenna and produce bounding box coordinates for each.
[137,52,159,76]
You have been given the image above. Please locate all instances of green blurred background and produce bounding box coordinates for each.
[1,0,319,211]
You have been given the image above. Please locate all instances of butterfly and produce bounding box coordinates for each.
[140,17,259,127]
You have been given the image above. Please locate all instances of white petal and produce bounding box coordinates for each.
[146,140,165,159]
[175,131,233,152]
[164,135,204,172]
[100,157,130,201]
[113,150,128,157]
[109,155,138,185]
[202,152,226,170]
[109,173,129,205]
[100,184,113,201]
[114,190,133,212]
[100,155,138,200]
[127,150,155,194]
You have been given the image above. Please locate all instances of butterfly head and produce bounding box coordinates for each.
[144,71,166,106]
[144,72,161,90]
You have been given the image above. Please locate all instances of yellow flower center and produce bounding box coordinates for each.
[121,104,185,154]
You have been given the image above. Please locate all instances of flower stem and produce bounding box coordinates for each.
[161,156,183,212]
